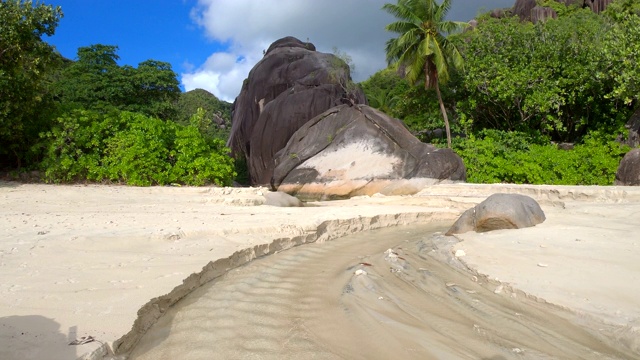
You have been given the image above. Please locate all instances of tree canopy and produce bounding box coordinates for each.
[458,9,623,140]
[0,0,62,168]
[52,44,180,120]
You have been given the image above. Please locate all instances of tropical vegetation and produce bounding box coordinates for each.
[364,0,640,184]
[1,0,235,186]
[383,0,468,148]
[2,0,640,186]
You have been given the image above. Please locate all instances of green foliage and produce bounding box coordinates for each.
[383,0,467,86]
[51,44,180,120]
[459,10,628,141]
[232,154,250,186]
[40,109,235,186]
[601,12,640,106]
[331,46,356,75]
[452,130,629,185]
[537,0,582,17]
[360,67,464,138]
[102,113,173,186]
[169,109,235,186]
[0,0,63,168]
[360,68,407,115]
[603,0,640,22]
[326,48,360,97]
[175,88,232,140]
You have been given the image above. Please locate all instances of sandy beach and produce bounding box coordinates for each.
[1,182,639,359]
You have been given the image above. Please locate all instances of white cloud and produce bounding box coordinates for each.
[182,0,516,102]
[182,51,258,101]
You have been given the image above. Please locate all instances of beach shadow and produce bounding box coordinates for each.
[0,180,20,188]
[0,315,77,360]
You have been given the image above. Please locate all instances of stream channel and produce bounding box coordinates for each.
[128,223,637,359]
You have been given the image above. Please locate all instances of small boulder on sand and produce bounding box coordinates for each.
[263,191,304,207]
[446,193,545,235]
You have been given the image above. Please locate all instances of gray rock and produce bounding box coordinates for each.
[271,105,466,200]
[619,107,640,148]
[511,0,613,22]
[263,191,304,207]
[446,193,546,235]
[615,148,640,186]
[226,36,366,185]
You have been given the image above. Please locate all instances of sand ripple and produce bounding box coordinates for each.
[128,224,637,360]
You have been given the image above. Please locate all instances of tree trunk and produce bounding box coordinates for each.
[435,83,452,148]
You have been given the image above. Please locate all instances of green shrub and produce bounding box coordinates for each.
[39,109,235,186]
[453,130,628,185]
[170,125,235,186]
[102,112,173,186]
[39,109,118,182]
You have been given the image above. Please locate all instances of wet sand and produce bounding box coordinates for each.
[1,183,639,359]
[129,224,637,360]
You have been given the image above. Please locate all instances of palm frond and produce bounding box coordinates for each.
[382,2,421,24]
[385,20,420,35]
[383,0,464,86]
[439,20,469,35]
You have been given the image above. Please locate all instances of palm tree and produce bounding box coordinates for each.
[383,0,468,148]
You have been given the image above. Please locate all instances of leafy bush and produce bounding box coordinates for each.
[175,88,232,141]
[458,10,631,142]
[39,109,235,186]
[169,110,235,186]
[101,112,173,186]
[452,130,628,185]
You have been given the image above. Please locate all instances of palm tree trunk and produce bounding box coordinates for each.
[435,83,452,148]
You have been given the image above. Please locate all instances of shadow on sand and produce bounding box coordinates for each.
[0,315,79,360]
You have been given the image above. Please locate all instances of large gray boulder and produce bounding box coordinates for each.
[446,193,546,236]
[615,148,640,186]
[227,36,365,185]
[271,105,466,200]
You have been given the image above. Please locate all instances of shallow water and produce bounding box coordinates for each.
[128,223,637,359]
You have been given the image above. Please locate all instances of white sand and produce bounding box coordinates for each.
[1,182,639,359]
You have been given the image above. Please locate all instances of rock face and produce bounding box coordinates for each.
[446,193,545,235]
[271,105,466,200]
[619,107,640,148]
[227,36,366,185]
[511,0,613,22]
[615,148,640,186]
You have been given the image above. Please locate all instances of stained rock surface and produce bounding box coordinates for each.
[271,105,466,200]
[446,193,545,235]
[227,36,365,185]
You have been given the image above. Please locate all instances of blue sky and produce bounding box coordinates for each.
[45,0,515,102]
[47,1,220,75]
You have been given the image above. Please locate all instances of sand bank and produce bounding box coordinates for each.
[0,182,638,359]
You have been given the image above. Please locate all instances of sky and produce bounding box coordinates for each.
[46,0,515,102]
